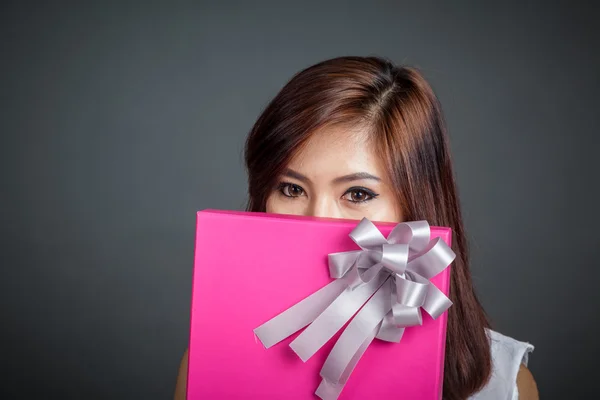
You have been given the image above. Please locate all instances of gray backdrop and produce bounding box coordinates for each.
[1,1,598,399]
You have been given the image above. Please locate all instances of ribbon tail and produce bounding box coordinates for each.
[319,277,392,386]
[253,277,348,349]
[315,322,379,400]
[315,379,345,400]
[289,272,387,362]
[375,279,405,342]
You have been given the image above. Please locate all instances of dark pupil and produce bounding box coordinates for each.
[352,191,365,201]
[291,185,302,196]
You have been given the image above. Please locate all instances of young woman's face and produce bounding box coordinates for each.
[266,125,403,223]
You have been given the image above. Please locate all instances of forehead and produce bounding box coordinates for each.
[287,125,385,177]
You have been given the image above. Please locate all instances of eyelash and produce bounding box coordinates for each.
[276,182,379,204]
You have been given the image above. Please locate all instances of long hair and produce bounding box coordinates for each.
[244,56,492,399]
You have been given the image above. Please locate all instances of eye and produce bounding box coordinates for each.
[342,187,379,203]
[279,182,305,198]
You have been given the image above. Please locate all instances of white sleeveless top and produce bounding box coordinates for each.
[468,329,535,399]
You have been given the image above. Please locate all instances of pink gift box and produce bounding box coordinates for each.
[187,210,452,399]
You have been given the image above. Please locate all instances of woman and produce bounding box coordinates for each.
[175,56,538,399]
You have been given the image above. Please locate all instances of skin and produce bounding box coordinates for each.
[174,125,538,399]
[265,125,403,222]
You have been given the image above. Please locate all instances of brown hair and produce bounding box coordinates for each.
[244,56,491,399]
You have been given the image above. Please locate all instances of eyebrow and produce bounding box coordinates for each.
[332,172,381,184]
[283,169,381,184]
[283,169,311,183]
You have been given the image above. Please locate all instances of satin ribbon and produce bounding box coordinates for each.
[253,218,455,400]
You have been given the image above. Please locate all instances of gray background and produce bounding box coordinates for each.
[1,1,598,399]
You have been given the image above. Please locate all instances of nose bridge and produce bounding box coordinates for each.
[307,193,341,219]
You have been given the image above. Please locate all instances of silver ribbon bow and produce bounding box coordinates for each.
[254,218,456,400]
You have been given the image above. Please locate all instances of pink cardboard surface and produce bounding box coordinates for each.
[187,210,452,399]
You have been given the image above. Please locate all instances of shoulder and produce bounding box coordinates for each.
[516,363,538,400]
[174,348,189,400]
[470,329,537,399]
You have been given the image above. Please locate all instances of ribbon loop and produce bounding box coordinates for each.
[349,218,388,249]
[380,243,409,275]
[392,303,423,327]
[253,218,456,400]
[376,310,405,343]
[328,250,361,278]
[407,237,455,279]
[395,274,428,308]
[387,220,430,253]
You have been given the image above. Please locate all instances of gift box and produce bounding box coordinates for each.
[187,210,453,399]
